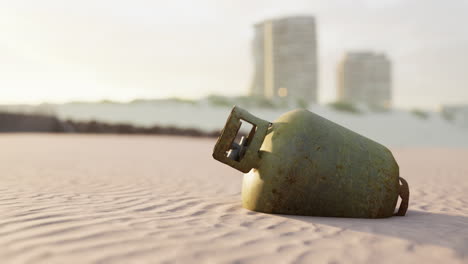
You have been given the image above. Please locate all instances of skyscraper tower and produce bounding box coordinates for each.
[337,52,392,108]
[250,16,318,103]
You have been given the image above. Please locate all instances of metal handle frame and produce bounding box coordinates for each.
[212,106,271,173]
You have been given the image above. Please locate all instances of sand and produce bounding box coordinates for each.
[0,134,466,264]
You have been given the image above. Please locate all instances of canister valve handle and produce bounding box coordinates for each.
[213,106,271,173]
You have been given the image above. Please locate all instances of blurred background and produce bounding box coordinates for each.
[0,0,467,147]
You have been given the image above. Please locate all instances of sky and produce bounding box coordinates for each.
[0,0,467,110]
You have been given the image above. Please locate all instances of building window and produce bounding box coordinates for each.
[278,87,288,97]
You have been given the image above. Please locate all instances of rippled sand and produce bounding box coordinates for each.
[0,134,466,264]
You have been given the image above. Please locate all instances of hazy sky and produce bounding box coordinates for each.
[1,0,467,109]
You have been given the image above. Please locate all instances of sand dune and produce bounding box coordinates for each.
[0,134,466,264]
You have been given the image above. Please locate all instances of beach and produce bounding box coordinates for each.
[0,134,466,264]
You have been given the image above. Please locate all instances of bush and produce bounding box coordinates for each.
[168,97,197,105]
[441,110,455,121]
[206,95,278,109]
[328,101,361,114]
[411,109,429,119]
[207,95,233,107]
[297,99,309,109]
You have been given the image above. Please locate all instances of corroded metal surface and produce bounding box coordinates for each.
[213,106,409,218]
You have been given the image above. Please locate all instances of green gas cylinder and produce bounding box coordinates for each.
[213,106,409,218]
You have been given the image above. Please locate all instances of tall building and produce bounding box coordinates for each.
[337,52,392,108]
[250,16,318,103]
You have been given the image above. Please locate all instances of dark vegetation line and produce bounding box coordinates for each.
[0,112,220,138]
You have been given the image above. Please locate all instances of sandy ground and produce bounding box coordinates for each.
[0,134,466,264]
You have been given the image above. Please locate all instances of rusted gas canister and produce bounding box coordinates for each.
[213,106,409,218]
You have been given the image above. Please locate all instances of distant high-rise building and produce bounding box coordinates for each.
[337,52,392,108]
[250,16,318,103]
